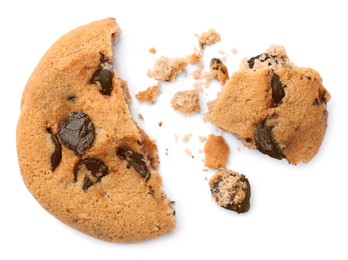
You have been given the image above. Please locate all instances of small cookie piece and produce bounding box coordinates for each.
[198,29,221,48]
[209,169,251,213]
[210,58,229,85]
[171,90,201,115]
[17,18,175,243]
[208,45,330,164]
[136,83,161,104]
[148,56,187,81]
[204,134,229,168]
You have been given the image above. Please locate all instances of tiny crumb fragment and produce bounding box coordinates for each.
[158,121,163,127]
[210,58,229,85]
[198,135,206,143]
[192,64,205,80]
[166,148,169,155]
[231,48,237,54]
[171,89,201,115]
[187,48,204,64]
[204,134,229,168]
[148,56,188,81]
[174,134,179,143]
[149,47,157,54]
[198,29,221,49]
[182,133,192,142]
[136,83,161,104]
[209,168,251,214]
[184,148,194,158]
[138,113,144,121]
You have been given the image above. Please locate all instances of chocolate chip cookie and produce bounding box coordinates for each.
[208,45,330,164]
[16,18,175,242]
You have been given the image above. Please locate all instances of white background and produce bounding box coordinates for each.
[1,0,347,259]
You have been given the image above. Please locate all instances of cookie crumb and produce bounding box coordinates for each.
[192,64,205,80]
[165,148,169,155]
[138,113,144,121]
[149,47,157,54]
[198,29,221,49]
[182,133,192,142]
[210,58,229,85]
[158,121,163,127]
[188,48,204,64]
[184,148,193,158]
[174,134,179,143]
[204,134,229,168]
[209,168,251,214]
[148,56,188,81]
[198,135,206,143]
[136,83,161,104]
[231,48,237,54]
[171,90,201,115]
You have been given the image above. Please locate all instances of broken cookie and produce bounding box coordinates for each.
[209,168,251,214]
[16,18,175,243]
[208,45,330,164]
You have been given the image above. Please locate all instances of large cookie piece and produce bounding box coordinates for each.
[16,18,175,242]
[208,45,330,164]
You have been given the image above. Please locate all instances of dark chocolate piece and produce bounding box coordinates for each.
[74,158,109,191]
[271,73,286,105]
[47,130,62,171]
[254,119,285,160]
[58,111,95,156]
[117,149,149,179]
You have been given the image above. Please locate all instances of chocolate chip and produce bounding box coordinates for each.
[74,158,109,191]
[210,58,223,70]
[247,54,270,69]
[245,137,252,143]
[271,73,286,105]
[117,149,149,179]
[210,170,251,214]
[254,120,285,160]
[313,89,327,105]
[58,111,95,156]
[91,64,113,96]
[67,96,77,101]
[47,129,62,171]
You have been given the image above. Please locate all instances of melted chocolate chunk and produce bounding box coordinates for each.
[247,54,271,69]
[254,120,285,160]
[271,73,286,105]
[92,68,113,95]
[58,111,95,156]
[74,158,109,191]
[117,149,149,179]
[47,129,62,171]
[210,57,223,69]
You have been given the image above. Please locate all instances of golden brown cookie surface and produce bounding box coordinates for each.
[16,18,175,242]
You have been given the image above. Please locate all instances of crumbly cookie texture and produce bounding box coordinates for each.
[208,45,330,164]
[148,56,187,81]
[198,29,221,48]
[210,58,229,85]
[136,83,161,104]
[209,169,251,214]
[171,90,201,115]
[16,18,175,243]
[204,134,229,168]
